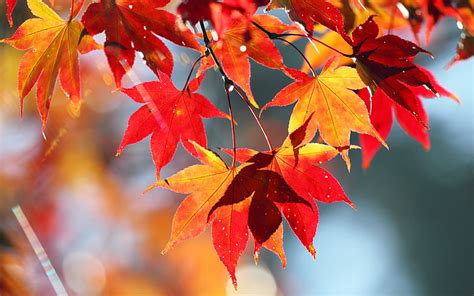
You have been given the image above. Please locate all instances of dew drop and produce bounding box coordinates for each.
[211,30,219,41]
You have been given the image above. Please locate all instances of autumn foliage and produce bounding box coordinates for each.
[2,0,472,287]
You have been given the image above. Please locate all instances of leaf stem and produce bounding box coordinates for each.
[199,20,239,165]
[279,33,354,58]
[234,87,273,151]
[252,21,353,58]
[181,55,205,92]
[274,37,316,76]
[225,87,237,167]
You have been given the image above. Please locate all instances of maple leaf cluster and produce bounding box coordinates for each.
[2,0,470,286]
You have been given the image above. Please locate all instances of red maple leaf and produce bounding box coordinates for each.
[116,73,229,178]
[358,65,459,168]
[350,16,455,126]
[82,0,200,86]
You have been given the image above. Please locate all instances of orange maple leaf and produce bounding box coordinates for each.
[262,57,387,168]
[2,0,100,129]
[145,141,253,287]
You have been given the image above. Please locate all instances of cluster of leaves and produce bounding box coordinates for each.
[2,0,471,286]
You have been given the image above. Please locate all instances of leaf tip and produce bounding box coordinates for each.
[341,152,351,172]
[143,182,161,194]
[308,243,316,258]
[231,276,238,291]
[449,93,461,105]
[254,251,260,265]
[423,141,431,151]
[161,242,173,255]
[349,201,357,209]
[362,160,371,170]
[280,253,287,268]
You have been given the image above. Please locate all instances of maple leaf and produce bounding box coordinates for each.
[266,0,350,40]
[199,14,300,108]
[116,73,228,178]
[147,141,248,284]
[350,15,456,127]
[144,141,244,257]
[262,56,386,168]
[144,141,287,287]
[1,0,100,128]
[146,122,338,286]
[359,66,459,168]
[220,117,353,257]
[82,0,200,87]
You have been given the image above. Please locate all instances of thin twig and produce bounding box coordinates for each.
[199,21,227,79]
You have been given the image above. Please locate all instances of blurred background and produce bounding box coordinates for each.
[0,1,472,295]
